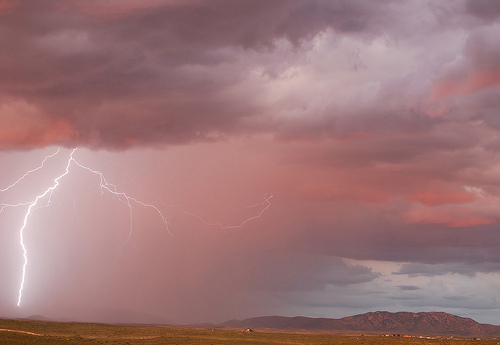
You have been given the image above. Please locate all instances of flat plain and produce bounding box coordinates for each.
[1,318,499,345]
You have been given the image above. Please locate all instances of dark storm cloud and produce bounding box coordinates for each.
[205,247,381,293]
[465,0,500,21]
[0,0,400,149]
[282,217,500,267]
[397,285,421,291]
[0,0,498,152]
[1,0,482,150]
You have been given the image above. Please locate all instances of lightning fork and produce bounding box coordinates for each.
[14,148,171,306]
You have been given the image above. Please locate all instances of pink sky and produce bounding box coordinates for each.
[1,0,500,325]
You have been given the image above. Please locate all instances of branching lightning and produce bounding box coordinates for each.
[0,148,61,193]
[0,148,272,307]
[178,193,273,229]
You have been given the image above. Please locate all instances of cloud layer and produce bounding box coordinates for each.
[0,0,496,150]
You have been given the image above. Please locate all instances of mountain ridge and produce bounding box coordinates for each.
[222,311,500,337]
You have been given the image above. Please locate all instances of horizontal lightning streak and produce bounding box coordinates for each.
[172,193,273,229]
[0,148,60,192]
[0,201,32,216]
[117,174,273,230]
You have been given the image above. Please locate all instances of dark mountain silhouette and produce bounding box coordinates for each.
[222,311,500,337]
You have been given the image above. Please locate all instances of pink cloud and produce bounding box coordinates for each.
[297,181,389,204]
[432,70,500,99]
[0,0,17,13]
[0,98,80,148]
[0,119,78,148]
[404,206,496,228]
[407,191,476,206]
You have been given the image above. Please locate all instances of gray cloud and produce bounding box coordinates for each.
[397,285,421,291]
[394,262,500,277]
[465,0,500,21]
[279,217,500,268]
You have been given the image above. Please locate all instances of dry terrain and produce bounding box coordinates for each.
[1,318,500,345]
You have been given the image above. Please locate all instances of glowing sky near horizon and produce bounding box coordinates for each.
[1,0,500,325]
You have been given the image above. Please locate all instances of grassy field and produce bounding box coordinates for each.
[1,318,499,345]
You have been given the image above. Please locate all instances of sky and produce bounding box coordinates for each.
[1,0,500,325]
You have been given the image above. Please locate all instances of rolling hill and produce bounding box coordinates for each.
[222,311,500,337]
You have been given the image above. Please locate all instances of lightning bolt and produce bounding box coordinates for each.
[16,149,74,307]
[0,147,272,307]
[3,148,171,307]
